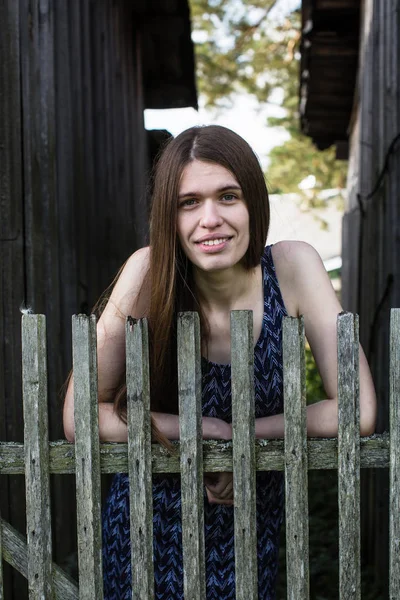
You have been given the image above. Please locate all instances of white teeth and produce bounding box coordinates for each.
[202,238,227,246]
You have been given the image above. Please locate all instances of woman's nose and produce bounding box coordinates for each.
[200,200,223,228]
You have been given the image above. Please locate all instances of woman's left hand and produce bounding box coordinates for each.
[204,472,234,505]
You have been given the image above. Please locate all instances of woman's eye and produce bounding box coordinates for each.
[222,194,236,201]
[179,198,197,208]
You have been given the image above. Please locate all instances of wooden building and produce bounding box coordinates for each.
[300,0,400,595]
[0,0,197,596]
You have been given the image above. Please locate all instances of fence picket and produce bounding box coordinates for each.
[283,316,309,599]
[337,312,360,600]
[126,318,154,599]
[389,308,400,599]
[178,312,206,599]
[21,314,54,599]
[72,315,103,599]
[231,310,258,599]
[0,510,3,600]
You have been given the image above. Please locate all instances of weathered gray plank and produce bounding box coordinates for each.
[389,308,400,599]
[283,316,309,600]
[72,315,103,599]
[0,509,3,600]
[177,312,206,599]
[0,435,389,475]
[337,312,360,600]
[1,518,78,599]
[126,318,154,599]
[231,311,257,599]
[21,314,54,599]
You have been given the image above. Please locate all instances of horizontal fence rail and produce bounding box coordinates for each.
[0,309,399,600]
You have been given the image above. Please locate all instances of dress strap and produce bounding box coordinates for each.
[261,245,288,318]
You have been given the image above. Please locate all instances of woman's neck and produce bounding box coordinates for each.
[193,263,261,311]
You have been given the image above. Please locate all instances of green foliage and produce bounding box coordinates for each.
[305,345,324,405]
[267,136,348,200]
[191,0,299,109]
[189,0,347,200]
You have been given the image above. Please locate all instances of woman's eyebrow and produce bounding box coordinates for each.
[178,184,242,199]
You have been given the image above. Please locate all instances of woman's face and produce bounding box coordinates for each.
[176,160,250,274]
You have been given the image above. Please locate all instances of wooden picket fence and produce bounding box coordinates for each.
[0,310,399,600]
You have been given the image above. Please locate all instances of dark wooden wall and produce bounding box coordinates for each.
[0,1,150,596]
[341,0,400,595]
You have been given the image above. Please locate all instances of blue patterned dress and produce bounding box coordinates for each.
[102,245,287,599]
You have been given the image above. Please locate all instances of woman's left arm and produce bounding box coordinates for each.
[255,241,377,439]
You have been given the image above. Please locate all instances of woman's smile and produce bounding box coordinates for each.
[196,234,233,252]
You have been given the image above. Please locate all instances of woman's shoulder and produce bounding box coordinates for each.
[270,241,329,316]
[124,245,151,271]
[271,240,321,264]
[270,240,323,270]
[115,246,150,291]
[105,246,151,318]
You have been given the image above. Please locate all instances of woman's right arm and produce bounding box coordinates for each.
[63,247,151,442]
[63,247,231,443]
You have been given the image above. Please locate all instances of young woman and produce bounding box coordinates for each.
[63,125,376,599]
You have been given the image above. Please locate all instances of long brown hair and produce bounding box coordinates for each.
[116,125,270,437]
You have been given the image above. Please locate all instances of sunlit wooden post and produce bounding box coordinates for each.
[389,309,400,599]
[126,317,154,600]
[231,310,258,599]
[178,312,206,600]
[337,312,360,600]
[72,315,103,600]
[283,316,309,599]
[22,314,54,599]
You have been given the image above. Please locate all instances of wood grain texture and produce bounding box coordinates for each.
[0,436,389,475]
[126,318,154,599]
[178,312,206,600]
[1,519,78,599]
[283,316,309,600]
[337,313,360,600]
[341,0,400,585]
[0,1,26,596]
[72,315,103,599]
[22,315,54,599]
[231,311,258,599]
[389,309,400,599]
[0,508,3,599]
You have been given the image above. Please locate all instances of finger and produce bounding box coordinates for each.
[205,482,233,501]
[205,473,233,490]
[206,488,234,506]
[207,478,233,499]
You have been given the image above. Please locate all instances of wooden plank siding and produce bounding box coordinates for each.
[341,0,400,591]
[0,0,27,596]
[1,310,398,598]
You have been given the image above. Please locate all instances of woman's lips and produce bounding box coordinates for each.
[196,237,232,252]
